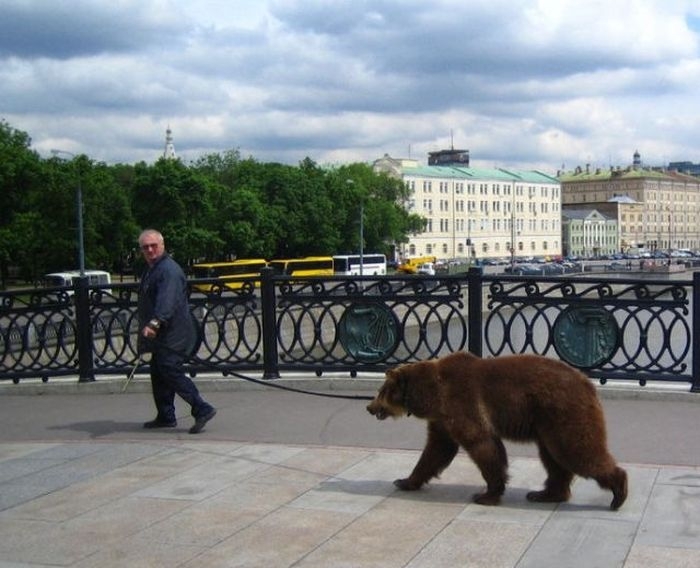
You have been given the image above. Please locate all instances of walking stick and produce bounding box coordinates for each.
[122,357,141,392]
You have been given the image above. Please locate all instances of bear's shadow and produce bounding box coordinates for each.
[316,478,558,511]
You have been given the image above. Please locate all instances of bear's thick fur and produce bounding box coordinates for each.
[366,351,627,509]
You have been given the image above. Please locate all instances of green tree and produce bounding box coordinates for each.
[328,163,425,258]
[0,121,43,286]
[0,120,425,283]
[87,160,140,273]
[131,158,222,265]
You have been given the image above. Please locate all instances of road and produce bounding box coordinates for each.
[1,379,698,467]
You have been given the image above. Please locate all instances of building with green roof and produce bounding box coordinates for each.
[374,153,562,262]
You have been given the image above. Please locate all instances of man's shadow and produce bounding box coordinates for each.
[48,420,171,438]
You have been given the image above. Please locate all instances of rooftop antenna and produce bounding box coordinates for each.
[450,129,454,150]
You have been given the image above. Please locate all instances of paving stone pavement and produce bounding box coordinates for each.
[0,374,699,567]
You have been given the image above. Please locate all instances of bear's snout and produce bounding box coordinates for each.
[366,401,388,420]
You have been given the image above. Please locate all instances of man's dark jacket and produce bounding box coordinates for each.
[137,253,198,356]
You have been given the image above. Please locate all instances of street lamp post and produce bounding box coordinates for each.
[51,149,94,382]
[359,201,364,277]
[346,179,364,277]
[51,149,85,276]
[510,186,517,271]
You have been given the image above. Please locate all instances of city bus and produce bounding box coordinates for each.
[333,254,387,276]
[267,256,334,277]
[43,270,112,294]
[190,259,268,292]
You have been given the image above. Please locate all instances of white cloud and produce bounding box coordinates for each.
[2,0,700,171]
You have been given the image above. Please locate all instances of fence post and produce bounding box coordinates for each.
[467,266,483,356]
[692,272,700,392]
[260,267,280,379]
[74,276,95,382]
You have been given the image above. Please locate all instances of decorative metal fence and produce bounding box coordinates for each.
[2,267,699,391]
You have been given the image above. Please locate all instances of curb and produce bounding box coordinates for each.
[1,373,698,402]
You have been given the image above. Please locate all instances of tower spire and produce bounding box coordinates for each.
[163,126,176,160]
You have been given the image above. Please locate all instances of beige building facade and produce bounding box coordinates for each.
[374,154,562,261]
[560,154,700,253]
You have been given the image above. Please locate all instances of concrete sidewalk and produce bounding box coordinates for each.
[1,375,699,567]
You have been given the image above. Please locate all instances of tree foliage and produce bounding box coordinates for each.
[0,121,424,286]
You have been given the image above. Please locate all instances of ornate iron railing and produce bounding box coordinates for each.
[2,268,699,391]
[480,275,693,386]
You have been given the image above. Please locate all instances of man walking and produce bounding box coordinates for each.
[137,229,216,434]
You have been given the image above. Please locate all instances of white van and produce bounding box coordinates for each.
[43,270,112,294]
[416,262,436,276]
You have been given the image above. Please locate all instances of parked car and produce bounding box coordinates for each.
[541,263,566,275]
[507,264,543,276]
[416,262,436,276]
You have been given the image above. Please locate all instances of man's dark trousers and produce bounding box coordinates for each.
[150,349,213,422]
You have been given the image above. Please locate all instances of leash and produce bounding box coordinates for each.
[212,368,374,401]
[127,338,374,401]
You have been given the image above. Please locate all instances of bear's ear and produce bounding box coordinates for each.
[382,367,403,402]
[390,368,410,406]
[385,366,403,385]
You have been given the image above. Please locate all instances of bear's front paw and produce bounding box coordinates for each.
[394,478,422,491]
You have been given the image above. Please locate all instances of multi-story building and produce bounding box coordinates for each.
[560,152,700,253]
[669,161,700,177]
[374,153,562,261]
[561,209,618,258]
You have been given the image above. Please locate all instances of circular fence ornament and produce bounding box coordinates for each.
[553,306,620,368]
[338,303,399,363]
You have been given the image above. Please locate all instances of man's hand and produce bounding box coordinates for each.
[142,325,158,339]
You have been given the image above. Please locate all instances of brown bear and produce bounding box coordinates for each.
[366,351,627,510]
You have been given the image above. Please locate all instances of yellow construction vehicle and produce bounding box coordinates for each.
[396,256,437,274]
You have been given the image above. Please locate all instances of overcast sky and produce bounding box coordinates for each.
[2,0,700,173]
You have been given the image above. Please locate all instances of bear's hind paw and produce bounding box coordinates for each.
[394,478,422,491]
[526,489,570,503]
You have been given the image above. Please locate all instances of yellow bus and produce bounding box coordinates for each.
[190,259,268,292]
[267,256,334,277]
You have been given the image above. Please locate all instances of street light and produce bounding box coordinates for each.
[359,201,364,277]
[346,179,364,277]
[51,149,93,383]
[51,149,85,276]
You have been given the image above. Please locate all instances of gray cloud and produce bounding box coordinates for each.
[2,0,700,171]
[0,0,188,59]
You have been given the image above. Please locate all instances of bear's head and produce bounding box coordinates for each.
[366,361,437,420]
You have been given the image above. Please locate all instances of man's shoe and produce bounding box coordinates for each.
[143,419,177,429]
[189,409,217,434]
